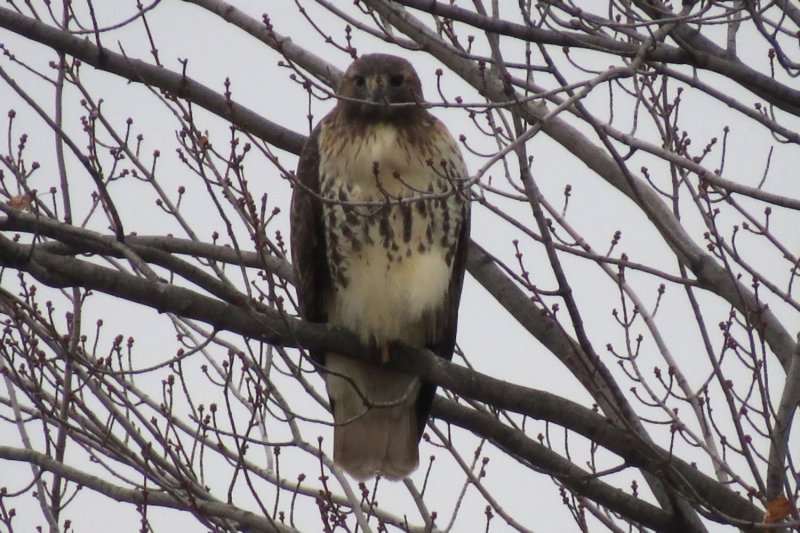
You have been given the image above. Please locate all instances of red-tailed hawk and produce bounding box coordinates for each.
[290,54,470,480]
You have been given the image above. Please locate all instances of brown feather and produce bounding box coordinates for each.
[290,124,330,367]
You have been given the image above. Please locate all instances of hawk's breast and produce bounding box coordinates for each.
[318,121,466,345]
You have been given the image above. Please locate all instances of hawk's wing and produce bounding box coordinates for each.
[415,171,471,439]
[290,123,331,366]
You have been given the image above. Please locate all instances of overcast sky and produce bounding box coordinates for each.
[1,2,798,531]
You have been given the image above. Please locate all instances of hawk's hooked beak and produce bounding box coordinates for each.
[366,76,387,104]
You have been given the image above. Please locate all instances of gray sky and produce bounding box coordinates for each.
[1,1,798,531]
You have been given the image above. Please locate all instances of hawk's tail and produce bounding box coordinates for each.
[333,400,419,481]
[325,354,420,480]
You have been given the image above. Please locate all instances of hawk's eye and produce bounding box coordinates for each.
[389,75,404,87]
[354,75,366,87]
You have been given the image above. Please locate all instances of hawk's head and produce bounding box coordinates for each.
[337,54,424,122]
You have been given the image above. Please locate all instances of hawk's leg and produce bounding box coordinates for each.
[381,344,390,364]
[367,343,394,365]
[364,341,388,365]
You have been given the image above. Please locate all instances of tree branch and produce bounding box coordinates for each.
[0,6,304,154]
[0,446,295,533]
[390,0,800,116]
[0,232,763,525]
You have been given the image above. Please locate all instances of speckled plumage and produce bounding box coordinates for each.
[290,54,470,480]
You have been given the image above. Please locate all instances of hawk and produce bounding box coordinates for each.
[290,54,470,480]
